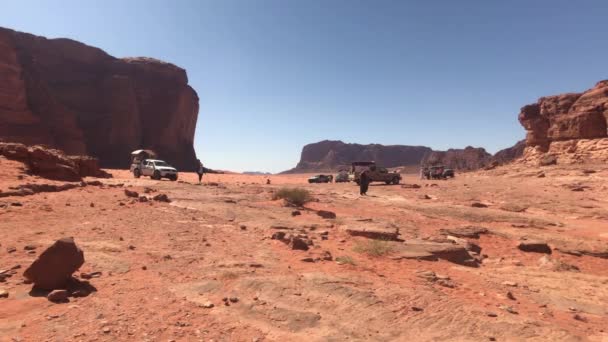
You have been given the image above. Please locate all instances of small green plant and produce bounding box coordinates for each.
[272,187,313,207]
[353,239,393,257]
[335,256,356,265]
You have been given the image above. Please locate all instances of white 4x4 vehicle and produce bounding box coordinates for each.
[131,159,178,181]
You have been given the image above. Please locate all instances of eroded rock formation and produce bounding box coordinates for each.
[284,140,504,173]
[518,80,608,163]
[0,27,198,170]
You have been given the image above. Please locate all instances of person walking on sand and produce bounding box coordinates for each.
[197,160,205,184]
[359,169,370,196]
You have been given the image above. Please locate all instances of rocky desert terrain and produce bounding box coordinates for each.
[1,154,607,342]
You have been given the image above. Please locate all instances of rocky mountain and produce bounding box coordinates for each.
[283,140,508,173]
[420,146,492,171]
[491,140,526,165]
[0,27,199,170]
[518,80,608,163]
[284,140,432,173]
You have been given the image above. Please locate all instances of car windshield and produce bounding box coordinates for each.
[154,161,170,167]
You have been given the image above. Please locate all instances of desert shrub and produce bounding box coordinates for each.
[353,239,393,257]
[272,187,313,207]
[335,256,356,265]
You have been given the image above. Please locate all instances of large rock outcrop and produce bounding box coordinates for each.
[284,140,503,173]
[0,27,199,170]
[420,146,492,171]
[285,140,432,173]
[519,81,608,147]
[0,142,110,181]
[518,80,608,164]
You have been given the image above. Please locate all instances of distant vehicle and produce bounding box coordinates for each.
[351,161,401,185]
[308,174,333,183]
[130,150,178,181]
[425,165,453,180]
[443,168,455,178]
[335,171,350,183]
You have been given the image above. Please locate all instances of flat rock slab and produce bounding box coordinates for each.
[397,239,478,267]
[517,241,552,254]
[440,226,489,239]
[345,227,399,241]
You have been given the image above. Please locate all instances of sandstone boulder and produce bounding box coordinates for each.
[440,226,489,239]
[394,239,478,267]
[23,237,84,290]
[517,240,551,254]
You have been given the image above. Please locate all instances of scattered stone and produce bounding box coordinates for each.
[240,225,247,230]
[506,291,516,300]
[128,245,136,250]
[537,171,546,178]
[291,210,301,217]
[89,202,95,207]
[80,271,102,279]
[143,187,155,194]
[499,305,518,314]
[573,313,587,322]
[487,312,498,317]
[471,202,488,208]
[271,231,287,241]
[301,257,315,263]
[502,281,518,287]
[124,189,139,198]
[440,226,488,239]
[345,227,399,241]
[419,194,431,200]
[47,289,69,303]
[6,247,16,253]
[402,184,421,189]
[23,237,84,290]
[229,297,239,303]
[289,237,310,251]
[102,327,111,334]
[11,202,23,207]
[411,306,423,312]
[152,194,171,203]
[0,289,8,298]
[317,210,336,219]
[24,245,37,251]
[396,239,478,267]
[539,154,557,166]
[138,196,148,203]
[201,302,214,308]
[517,240,552,254]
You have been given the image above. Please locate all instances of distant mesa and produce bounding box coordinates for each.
[282,140,524,173]
[243,171,273,175]
[0,26,199,170]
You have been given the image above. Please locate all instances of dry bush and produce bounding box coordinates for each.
[353,239,393,257]
[335,256,356,265]
[272,188,313,207]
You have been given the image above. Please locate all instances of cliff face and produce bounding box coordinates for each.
[0,27,199,170]
[518,80,608,149]
[287,140,432,173]
[284,140,501,173]
[518,80,608,164]
[420,147,492,171]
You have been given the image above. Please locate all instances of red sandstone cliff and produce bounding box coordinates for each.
[518,80,608,164]
[0,27,198,170]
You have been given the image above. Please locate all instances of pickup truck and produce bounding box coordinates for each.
[130,159,178,181]
[352,161,401,185]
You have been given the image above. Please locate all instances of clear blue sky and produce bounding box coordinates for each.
[3,1,607,173]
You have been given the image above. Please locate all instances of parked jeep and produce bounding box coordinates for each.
[352,161,401,185]
[308,174,333,183]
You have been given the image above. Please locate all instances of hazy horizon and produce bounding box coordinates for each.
[3,1,608,173]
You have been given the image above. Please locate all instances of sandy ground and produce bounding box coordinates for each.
[1,161,608,341]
